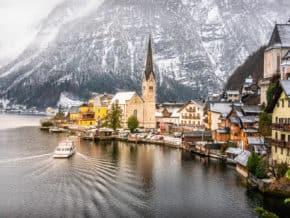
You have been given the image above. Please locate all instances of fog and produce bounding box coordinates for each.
[0,0,64,66]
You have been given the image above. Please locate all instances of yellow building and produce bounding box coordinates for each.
[67,94,113,127]
[68,106,80,122]
[77,103,96,126]
[88,93,113,125]
[266,80,290,166]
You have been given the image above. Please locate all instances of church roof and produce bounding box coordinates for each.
[144,36,155,81]
[267,24,290,49]
[110,92,136,105]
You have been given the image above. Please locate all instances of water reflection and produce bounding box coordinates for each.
[0,126,289,217]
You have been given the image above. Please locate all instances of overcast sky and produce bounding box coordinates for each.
[0,0,63,65]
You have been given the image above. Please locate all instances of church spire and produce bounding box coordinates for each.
[144,35,155,81]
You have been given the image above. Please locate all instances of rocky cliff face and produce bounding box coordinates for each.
[0,0,290,108]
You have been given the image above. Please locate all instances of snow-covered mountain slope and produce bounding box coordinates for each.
[0,0,290,108]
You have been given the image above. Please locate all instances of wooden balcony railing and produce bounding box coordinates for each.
[182,116,200,120]
[271,138,290,148]
[272,123,290,131]
[185,108,196,113]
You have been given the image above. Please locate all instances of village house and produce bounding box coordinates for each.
[210,103,262,149]
[155,102,183,132]
[260,21,290,105]
[240,75,261,106]
[241,76,255,96]
[178,100,205,130]
[234,150,251,178]
[110,36,156,129]
[67,94,112,126]
[77,103,96,126]
[225,90,240,102]
[266,80,290,166]
[207,102,232,131]
[88,94,113,125]
[68,106,80,122]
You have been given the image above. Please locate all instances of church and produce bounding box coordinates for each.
[110,36,156,129]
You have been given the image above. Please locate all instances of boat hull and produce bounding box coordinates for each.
[53,149,76,158]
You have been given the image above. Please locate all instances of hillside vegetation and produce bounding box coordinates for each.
[225,46,266,90]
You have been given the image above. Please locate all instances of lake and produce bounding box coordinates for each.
[0,114,289,217]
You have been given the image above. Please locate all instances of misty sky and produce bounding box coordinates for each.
[0,0,63,65]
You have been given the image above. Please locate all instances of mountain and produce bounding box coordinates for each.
[225,45,266,91]
[1,0,290,108]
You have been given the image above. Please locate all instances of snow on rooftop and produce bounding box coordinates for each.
[110,92,136,105]
[209,103,232,116]
[241,105,261,114]
[247,137,265,145]
[234,150,251,167]
[226,90,240,95]
[226,147,243,155]
[240,116,258,123]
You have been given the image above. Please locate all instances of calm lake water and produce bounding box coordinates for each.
[0,114,289,218]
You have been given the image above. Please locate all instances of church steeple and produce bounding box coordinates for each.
[144,35,155,81]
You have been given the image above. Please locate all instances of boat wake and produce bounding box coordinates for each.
[0,153,53,164]
[76,152,90,161]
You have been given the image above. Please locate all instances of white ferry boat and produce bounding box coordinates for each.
[53,137,77,158]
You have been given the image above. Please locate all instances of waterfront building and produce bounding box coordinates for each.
[155,102,183,132]
[68,106,80,122]
[207,102,232,131]
[234,150,251,178]
[178,100,205,129]
[210,103,262,149]
[260,22,290,105]
[77,103,96,126]
[88,94,113,124]
[110,36,156,129]
[266,80,290,165]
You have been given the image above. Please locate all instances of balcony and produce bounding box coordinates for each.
[186,108,196,113]
[271,139,290,148]
[272,123,290,131]
[182,116,201,120]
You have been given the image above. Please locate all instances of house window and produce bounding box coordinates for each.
[276,117,278,123]
[288,100,290,107]
[288,135,290,142]
[275,131,278,139]
[275,146,277,153]
[281,134,286,142]
[282,99,284,107]
[277,101,280,107]
[281,147,283,155]
[149,86,153,90]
